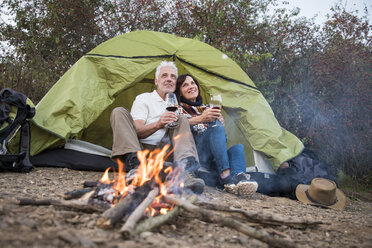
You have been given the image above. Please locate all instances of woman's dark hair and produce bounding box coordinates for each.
[175,74,201,103]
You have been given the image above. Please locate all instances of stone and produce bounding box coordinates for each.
[57,230,79,244]
[79,236,97,248]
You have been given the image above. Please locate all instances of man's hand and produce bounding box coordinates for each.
[134,111,178,139]
[156,111,178,129]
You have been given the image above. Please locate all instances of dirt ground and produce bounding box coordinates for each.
[0,167,371,248]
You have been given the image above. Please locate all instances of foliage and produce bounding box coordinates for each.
[0,0,111,100]
[307,7,372,177]
[98,0,173,37]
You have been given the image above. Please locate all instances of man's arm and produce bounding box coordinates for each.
[134,112,178,139]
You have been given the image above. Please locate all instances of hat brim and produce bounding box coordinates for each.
[295,184,347,210]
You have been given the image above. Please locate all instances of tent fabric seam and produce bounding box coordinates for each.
[84,53,259,91]
[175,56,259,91]
[85,54,173,60]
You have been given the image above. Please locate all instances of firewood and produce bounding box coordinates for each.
[64,188,94,200]
[132,206,180,235]
[132,194,198,235]
[83,181,100,188]
[120,187,160,239]
[96,193,136,229]
[164,195,297,248]
[197,202,324,228]
[96,184,152,229]
[18,191,100,213]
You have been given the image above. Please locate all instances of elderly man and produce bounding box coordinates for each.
[110,61,205,194]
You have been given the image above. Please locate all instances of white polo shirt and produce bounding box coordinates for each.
[131,90,167,145]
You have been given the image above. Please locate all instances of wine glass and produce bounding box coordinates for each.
[165,93,179,128]
[210,94,222,127]
[210,94,222,110]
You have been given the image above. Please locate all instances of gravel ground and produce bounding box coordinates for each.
[0,167,371,248]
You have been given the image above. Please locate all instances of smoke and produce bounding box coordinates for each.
[285,79,372,177]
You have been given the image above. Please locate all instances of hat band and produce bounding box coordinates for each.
[305,190,338,206]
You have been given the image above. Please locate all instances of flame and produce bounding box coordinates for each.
[100,167,112,184]
[99,144,182,216]
[160,208,168,215]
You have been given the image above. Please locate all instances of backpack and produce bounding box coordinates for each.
[248,149,337,199]
[0,88,35,172]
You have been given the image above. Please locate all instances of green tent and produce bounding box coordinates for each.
[29,30,303,170]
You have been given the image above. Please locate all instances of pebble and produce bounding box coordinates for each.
[57,230,79,244]
[86,220,96,228]
[79,236,97,248]
[20,218,36,229]
[139,231,153,239]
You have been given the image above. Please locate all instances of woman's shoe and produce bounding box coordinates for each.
[222,172,258,196]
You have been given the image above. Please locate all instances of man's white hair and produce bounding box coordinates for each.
[155,61,178,80]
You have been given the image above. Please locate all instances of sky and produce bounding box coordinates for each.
[1,0,371,25]
[277,0,372,25]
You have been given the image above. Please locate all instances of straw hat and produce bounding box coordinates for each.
[296,178,347,210]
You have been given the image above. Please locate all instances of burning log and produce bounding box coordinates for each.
[131,194,198,235]
[96,183,153,229]
[132,206,180,235]
[197,202,324,228]
[164,195,297,248]
[120,187,160,239]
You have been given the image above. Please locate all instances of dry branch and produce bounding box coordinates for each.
[164,195,297,248]
[197,202,324,228]
[96,193,136,229]
[132,194,198,235]
[121,187,160,238]
[132,206,180,234]
[18,191,100,212]
[63,188,94,200]
[83,181,99,188]
[96,185,151,229]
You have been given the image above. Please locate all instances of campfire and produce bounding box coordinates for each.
[17,144,325,248]
[96,144,182,218]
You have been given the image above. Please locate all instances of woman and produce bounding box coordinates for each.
[175,74,257,195]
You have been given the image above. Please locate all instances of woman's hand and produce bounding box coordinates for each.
[188,107,222,126]
[200,108,221,123]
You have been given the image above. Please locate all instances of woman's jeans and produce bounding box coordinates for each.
[193,120,246,176]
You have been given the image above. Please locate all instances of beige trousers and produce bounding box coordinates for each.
[110,107,199,162]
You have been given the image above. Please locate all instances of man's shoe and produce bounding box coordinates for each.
[176,156,200,172]
[113,152,140,172]
[184,171,205,194]
[222,172,258,196]
[124,152,141,172]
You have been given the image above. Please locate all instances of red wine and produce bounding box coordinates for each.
[166,106,178,112]
[212,106,221,110]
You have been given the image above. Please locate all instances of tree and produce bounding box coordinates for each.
[0,0,111,101]
[100,0,173,37]
[306,6,372,178]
